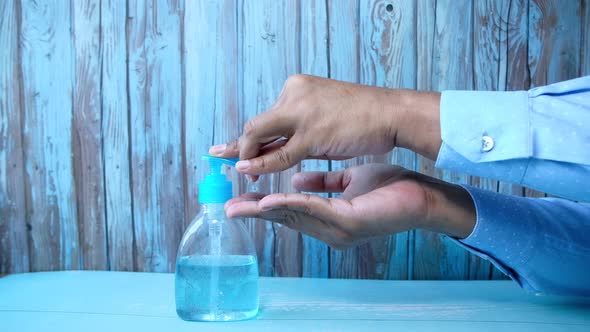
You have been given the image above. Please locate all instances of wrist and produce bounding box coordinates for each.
[389,90,442,160]
[420,180,476,239]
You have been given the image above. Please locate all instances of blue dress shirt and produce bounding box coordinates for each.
[436,76,590,296]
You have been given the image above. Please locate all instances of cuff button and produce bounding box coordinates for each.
[482,135,494,152]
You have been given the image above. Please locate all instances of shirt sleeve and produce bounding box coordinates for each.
[436,76,590,202]
[450,185,590,296]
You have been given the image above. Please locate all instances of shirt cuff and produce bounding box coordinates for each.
[448,185,540,293]
[440,90,531,163]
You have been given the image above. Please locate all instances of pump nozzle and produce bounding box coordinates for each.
[202,155,238,174]
[199,155,239,204]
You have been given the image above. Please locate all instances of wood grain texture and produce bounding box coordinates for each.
[9,312,589,332]
[299,0,330,278]
[473,0,510,92]
[1,0,586,277]
[414,0,473,280]
[183,0,240,230]
[183,0,242,274]
[21,0,79,271]
[73,0,107,270]
[127,0,184,272]
[529,0,582,86]
[494,0,530,279]
[240,0,276,276]
[327,0,412,280]
[241,0,301,277]
[497,0,528,207]
[101,0,134,271]
[414,0,438,281]
[525,0,581,199]
[3,272,590,332]
[430,0,473,182]
[0,0,29,273]
[261,0,301,278]
[183,0,215,232]
[327,0,363,279]
[469,0,509,280]
[358,0,416,280]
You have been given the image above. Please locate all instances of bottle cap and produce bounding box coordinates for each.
[199,155,238,204]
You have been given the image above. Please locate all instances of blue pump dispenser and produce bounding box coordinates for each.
[198,155,238,204]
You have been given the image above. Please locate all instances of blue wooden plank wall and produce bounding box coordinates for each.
[0,0,588,278]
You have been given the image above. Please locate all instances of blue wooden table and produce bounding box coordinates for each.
[1,272,588,331]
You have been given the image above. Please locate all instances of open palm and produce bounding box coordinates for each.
[225,164,438,249]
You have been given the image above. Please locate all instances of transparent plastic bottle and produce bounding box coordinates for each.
[175,155,259,322]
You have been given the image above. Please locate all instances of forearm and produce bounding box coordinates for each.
[416,176,476,239]
[385,89,442,161]
[453,187,590,296]
[417,177,590,296]
[434,76,590,202]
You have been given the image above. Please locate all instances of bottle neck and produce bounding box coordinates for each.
[202,203,226,221]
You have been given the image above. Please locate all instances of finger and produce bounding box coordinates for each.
[258,137,288,154]
[258,139,353,162]
[225,200,261,219]
[212,139,352,162]
[248,138,287,182]
[231,192,266,201]
[209,139,239,158]
[211,137,284,181]
[292,170,348,193]
[225,193,354,246]
[305,155,353,161]
[260,206,358,250]
[225,192,266,209]
[227,202,327,240]
[248,138,289,182]
[257,193,357,244]
[239,112,295,161]
[257,209,326,239]
[209,135,285,159]
[236,136,308,175]
[258,193,345,222]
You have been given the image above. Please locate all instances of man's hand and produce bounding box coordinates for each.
[209,75,442,177]
[225,164,476,248]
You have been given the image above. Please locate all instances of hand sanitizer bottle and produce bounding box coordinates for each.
[175,155,259,321]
